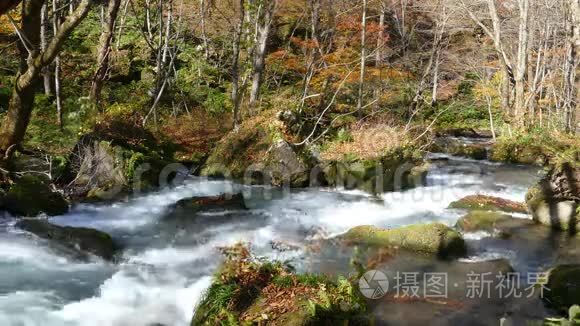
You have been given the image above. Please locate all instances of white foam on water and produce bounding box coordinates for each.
[54,269,212,326]
[459,250,517,263]
[463,231,494,241]
[51,178,241,231]
[0,291,71,326]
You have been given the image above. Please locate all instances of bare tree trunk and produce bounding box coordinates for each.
[232,0,245,130]
[249,0,276,113]
[376,4,385,67]
[514,0,529,128]
[356,0,367,117]
[40,2,52,95]
[564,0,579,133]
[53,0,63,129]
[90,0,121,105]
[0,0,94,156]
[200,0,210,59]
[431,49,440,106]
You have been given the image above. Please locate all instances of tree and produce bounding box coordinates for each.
[90,0,122,105]
[0,0,95,159]
[356,0,367,117]
[249,0,277,112]
[232,0,246,130]
[563,0,579,133]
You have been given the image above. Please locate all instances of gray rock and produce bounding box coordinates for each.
[16,219,119,261]
[3,175,69,217]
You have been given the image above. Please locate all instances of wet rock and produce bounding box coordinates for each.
[202,117,313,188]
[436,128,494,139]
[431,137,489,160]
[16,219,119,261]
[456,211,513,232]
[266,140,311,187]
[171,193,247,214]
[526,163,580,232]
[456,210,537,239]
[449,195,528,214]
[3,175,68,217]
[63,123,173,201]
[321,148,423,194]
[343,223,467,258]
[544,264,580,313]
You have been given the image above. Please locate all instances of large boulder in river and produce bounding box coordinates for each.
[16,219,119,261]
[544,264,580,313]
[3,175,68,217]
[171,193,246,213]
[449,195,527,214]
[526,162,580,232]
[63,120,174,201]
[343,223,467,258]
[455,210,536,238]
[202,114,313,187]
[321,147,424,194]
[431,137,489,160]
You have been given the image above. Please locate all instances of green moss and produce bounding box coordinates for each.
[323,146,424,194]
[193,246,368,325]
[4,175,69,217]
[455,211,513,232]
[343,223,467,258]
[449,195,527,213]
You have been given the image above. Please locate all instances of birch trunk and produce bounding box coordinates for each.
[356,0,367,116]
[514,0,529,127]
[90,0,121,105]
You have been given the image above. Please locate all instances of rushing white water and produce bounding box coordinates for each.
[0,155,541,326]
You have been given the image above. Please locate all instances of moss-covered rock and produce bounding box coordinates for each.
[456,210,513,233]
[16,219,119,261]
[343,223,467,258]
[489,137,549,165]
[64,132,172,201]
[526,163,580,232]
[449,195,527,214]
[202,114,313,188]
[431,137,489,160]
[192,244,369,325]
[544,265,580,313]
[3,175,68,217]
[322,146,423,194]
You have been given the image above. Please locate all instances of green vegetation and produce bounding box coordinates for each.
[343,223,467,259]
[449,195,528,214]
[455,211,513,233]
[192,244,368,325]
[2,175,68,216]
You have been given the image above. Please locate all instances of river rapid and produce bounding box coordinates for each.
[1,153,568,326]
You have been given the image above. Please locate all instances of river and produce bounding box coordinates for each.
[1,153,572,326]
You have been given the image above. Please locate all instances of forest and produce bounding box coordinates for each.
[0,0,579,325]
